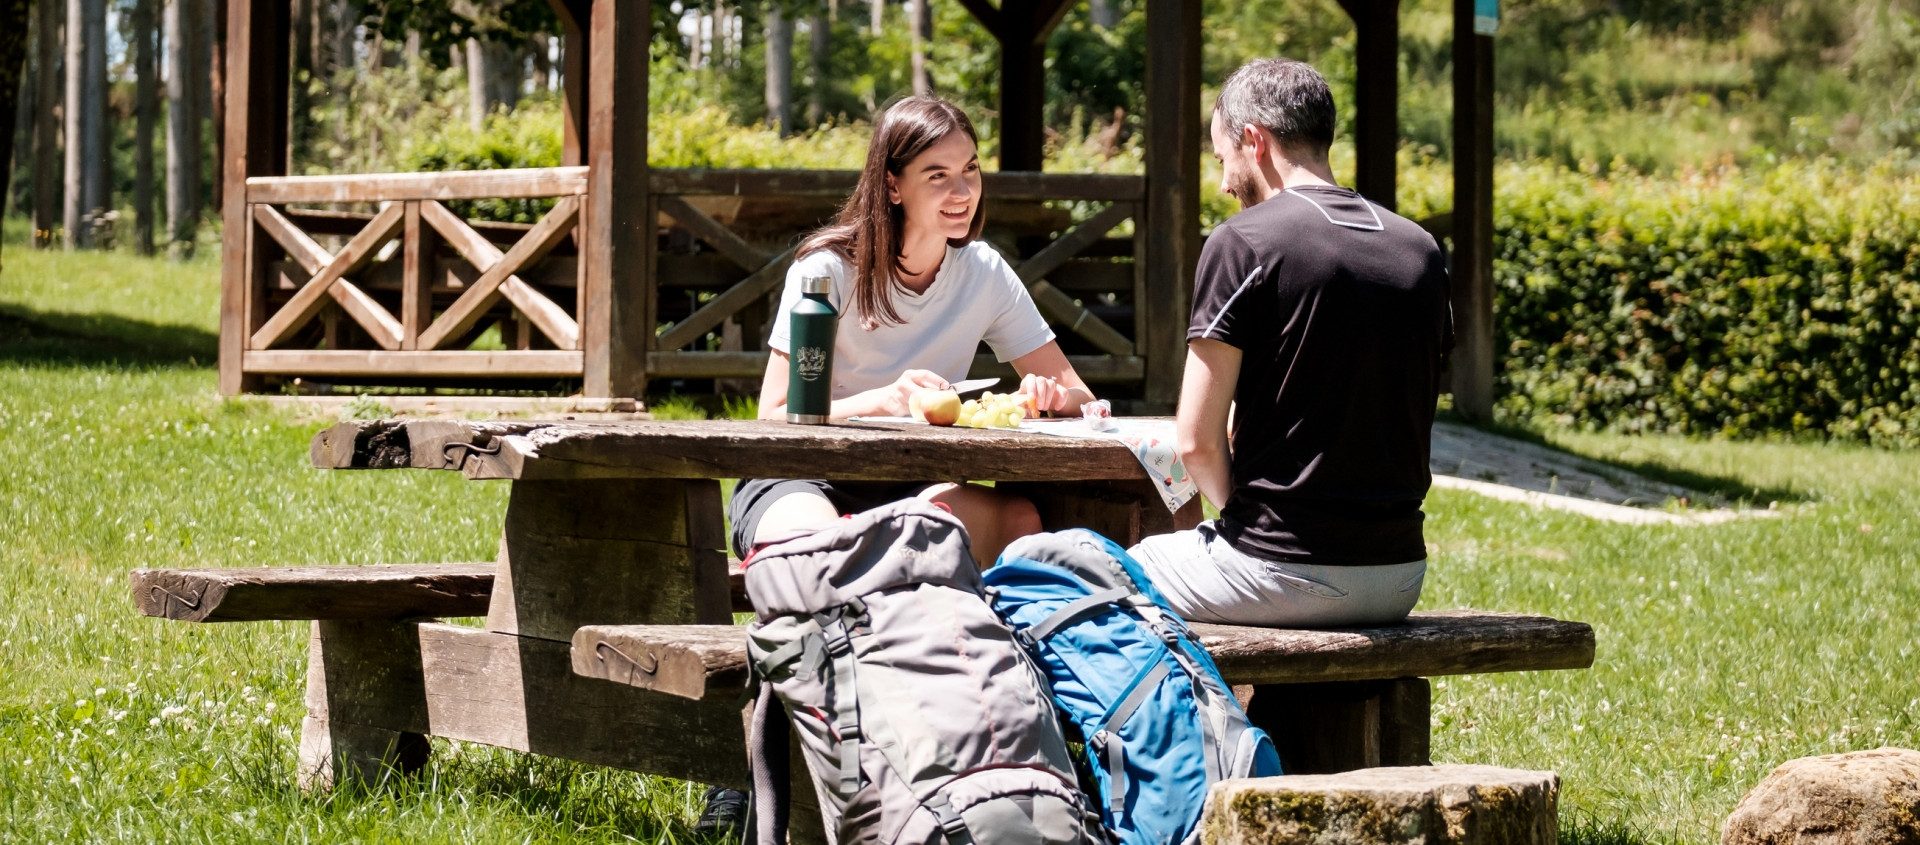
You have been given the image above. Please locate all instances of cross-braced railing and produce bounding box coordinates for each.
[645,169,1150,385]
[239,167,589,381]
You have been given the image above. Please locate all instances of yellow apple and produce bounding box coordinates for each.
[910,388,963,425]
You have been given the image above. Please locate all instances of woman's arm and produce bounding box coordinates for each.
[757,351,952,419]
[1009,341,1097,416]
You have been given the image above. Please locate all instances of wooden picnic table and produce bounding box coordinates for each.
[131,417,1593,811]
[295,417,1205,790]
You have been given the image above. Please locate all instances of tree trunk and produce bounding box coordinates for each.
[764,5,793,136]
[907,0,929,97]
[869,0,881,36]
[208,0,225,217]
[166,0,201,256]
[532,32,550,94]
[465,38,485,132]
[5,0,30,223]
[134,0,159,254]
[32,0,61,248]
[65,0,108,250]
[292,0,312,164]
[1089,0,1116,28]
[807,4,829,126]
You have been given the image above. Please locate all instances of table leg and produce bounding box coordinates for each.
[488,478,732,641]
[1245,678,1432,774]
[1005,478,1203,547]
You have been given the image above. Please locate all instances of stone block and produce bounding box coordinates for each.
[1722,747,1920,845]
[1202,764,1558,845]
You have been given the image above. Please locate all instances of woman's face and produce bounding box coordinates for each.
[887,131,982,242]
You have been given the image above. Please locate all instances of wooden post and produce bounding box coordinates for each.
[1450,0,1494,421]
[1141,0,1201,411]
[995,0,1071,173]
[218,0,289,395]
[1247,678,1431,774]
[583,0,650,400]
[1341,0,1398,211]
[550,0,588,166]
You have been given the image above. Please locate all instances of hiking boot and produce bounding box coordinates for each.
[693,786,749,836]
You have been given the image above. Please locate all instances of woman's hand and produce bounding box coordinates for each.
[1019,373,1085,415]
[881,369,952,416]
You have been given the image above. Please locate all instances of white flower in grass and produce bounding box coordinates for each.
[160,705,186,719]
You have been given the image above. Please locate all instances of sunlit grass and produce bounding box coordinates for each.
[3,237,1917,843]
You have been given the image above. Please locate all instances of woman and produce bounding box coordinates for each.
[733,96,1097,567]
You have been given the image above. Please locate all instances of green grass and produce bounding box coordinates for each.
[3,232,1918,843]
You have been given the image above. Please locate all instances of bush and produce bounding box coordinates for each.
[1492,156,1920,447]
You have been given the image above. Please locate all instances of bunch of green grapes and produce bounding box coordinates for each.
[957,392,1030,429]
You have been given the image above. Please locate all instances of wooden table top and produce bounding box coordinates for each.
[312,418,1163,483]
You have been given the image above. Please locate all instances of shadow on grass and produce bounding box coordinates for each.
[1440,410,1809,505]
[0,304,217,368]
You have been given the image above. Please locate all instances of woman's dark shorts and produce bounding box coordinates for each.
[728,478,936,558]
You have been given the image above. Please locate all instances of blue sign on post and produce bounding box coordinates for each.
[1473,0,1498,35]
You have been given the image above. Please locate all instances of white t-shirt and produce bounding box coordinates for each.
[767,242,1056,400]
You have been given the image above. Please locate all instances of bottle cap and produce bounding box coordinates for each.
[801,276,832,295]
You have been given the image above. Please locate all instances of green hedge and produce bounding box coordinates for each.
[1493,157,1920,447]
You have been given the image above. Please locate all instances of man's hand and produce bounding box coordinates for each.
[1177,339,1243,511]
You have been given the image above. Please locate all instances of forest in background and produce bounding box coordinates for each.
[2,0,1919,254]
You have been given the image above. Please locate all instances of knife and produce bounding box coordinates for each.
[950,377,1000,395]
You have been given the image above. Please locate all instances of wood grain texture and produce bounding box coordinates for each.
[487,478,732,642]
[571,624,749,701]
[304,620,749,789]
[246,167,591,204]
[1450,0,1497,421]
[1141,0,1202,409]
[309,419,546,470]
[1192,611,1595,686]
[562,613,1584,701]
[245,350,583,377]
[1247,678,1431,774]
[657,195,768,271]
[654,246,796,352]
[249,202,406,350]
[402,420,1159,482]
[1014,202,1134,285]
[417,196,580,350]
[130,564,494,622]
[646,169,1143,202]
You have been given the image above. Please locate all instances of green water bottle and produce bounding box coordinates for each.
[786,276,836,424]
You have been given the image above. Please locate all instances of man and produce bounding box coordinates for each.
[1128,58,1453,628]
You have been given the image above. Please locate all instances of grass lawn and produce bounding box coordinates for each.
[3,229,1917,843]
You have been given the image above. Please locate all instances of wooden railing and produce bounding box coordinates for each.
[644,169,1150,385]
[239,167,588,380]
[231,166,1157,394]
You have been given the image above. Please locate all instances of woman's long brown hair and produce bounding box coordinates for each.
[798,97,987,330]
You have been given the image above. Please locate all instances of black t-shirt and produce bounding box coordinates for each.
[1188,185,1453,565]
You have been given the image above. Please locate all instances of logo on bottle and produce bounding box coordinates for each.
[796,347,827,382]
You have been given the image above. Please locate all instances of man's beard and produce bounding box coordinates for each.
[1227,167,1265,210]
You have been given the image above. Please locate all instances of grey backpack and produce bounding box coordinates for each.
[743,499,1102,845]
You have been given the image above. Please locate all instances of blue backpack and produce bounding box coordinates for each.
[982,529,1283,845]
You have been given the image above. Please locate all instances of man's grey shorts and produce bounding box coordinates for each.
[1126,520,1425,628]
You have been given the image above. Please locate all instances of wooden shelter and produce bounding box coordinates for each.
[215,0,1497,417]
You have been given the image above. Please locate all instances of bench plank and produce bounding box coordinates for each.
[572,624,749,701]
[131,564,495,622]
[568,611,1595,701]
[1193,611,1595,685]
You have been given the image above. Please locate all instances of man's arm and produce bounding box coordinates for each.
[1177,338,1242,511]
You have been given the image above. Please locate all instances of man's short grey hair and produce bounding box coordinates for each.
[1214,58,1336,157]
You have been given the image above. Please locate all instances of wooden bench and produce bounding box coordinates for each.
[572,610,1596,774]
[131,561,754,623]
